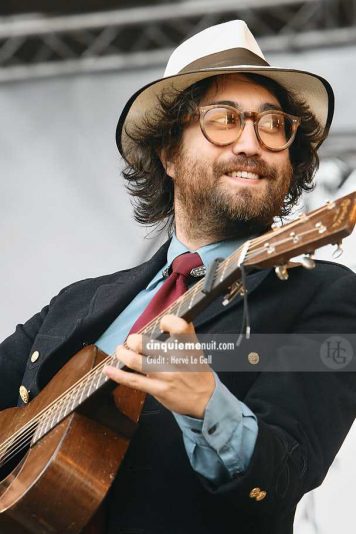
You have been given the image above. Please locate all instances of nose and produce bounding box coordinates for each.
[231,119,262,157]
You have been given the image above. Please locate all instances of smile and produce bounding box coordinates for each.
[226,171,261,180]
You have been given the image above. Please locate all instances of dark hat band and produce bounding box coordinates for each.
[178,48,270,74]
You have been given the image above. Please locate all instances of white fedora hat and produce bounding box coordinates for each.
[116,20,334,158]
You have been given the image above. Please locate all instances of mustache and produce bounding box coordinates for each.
[213,156,278,179]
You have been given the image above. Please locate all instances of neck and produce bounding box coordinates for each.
[174,226,219,250]
[174,200,269,250]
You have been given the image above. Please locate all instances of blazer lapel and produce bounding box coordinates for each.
[37,240,171,383]
[79,240,171,342]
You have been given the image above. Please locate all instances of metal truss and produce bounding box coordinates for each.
[0,0,355,82]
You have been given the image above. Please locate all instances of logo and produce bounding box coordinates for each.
[320,336,354,370]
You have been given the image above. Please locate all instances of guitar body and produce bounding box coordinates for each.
[0,345,145,534]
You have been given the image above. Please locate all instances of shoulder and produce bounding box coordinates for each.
[51,238,171,304]
[278,259,355,291]
[308,259,355,278]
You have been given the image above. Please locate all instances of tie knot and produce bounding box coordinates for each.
[171,252,203,277]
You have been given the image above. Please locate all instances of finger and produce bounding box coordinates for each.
[125,333,143,354]
[159,314,195,335]
[103,365,165,396]
[115,344,144,373]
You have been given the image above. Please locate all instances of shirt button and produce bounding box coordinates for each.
[19,385,30,404]
[31,350,40,363]
[207,423,218,435]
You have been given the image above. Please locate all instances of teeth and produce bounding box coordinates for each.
[227,171,260,180]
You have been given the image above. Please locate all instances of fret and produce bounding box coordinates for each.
[33,420,43,443]
[189,282,200,310]
[41,405,55,436]
[78,377,89,405]
[153,317,161,333]
[87,373,97,398]
[69,388,79,412]
[95,367,105,390]
[220,255,233,280]
[237,240,251,267]
[175,295,184,316]
[59,399,70,421]
[35,406,54,441]
[150,324,163,338]
[218,259,228,283]
[55,395,67,424]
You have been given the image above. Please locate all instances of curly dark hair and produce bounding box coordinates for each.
[122,73,325,233]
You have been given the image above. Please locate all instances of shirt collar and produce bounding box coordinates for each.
[146,233,248,290]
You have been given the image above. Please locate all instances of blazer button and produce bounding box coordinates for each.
[249,487,261,499]
[19,385,30,404]
[31,350,40,363]
[249,487,267,501]
[248,352,260,365]
[256,490,267,501]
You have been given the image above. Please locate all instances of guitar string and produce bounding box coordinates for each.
[0,222,335,465]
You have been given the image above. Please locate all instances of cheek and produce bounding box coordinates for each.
[267,151,291,172]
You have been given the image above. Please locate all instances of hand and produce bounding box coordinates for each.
[103,314,216,418]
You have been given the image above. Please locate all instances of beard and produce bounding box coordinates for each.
[172,151,293,242]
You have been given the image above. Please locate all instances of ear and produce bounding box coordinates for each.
[159,149,176,179]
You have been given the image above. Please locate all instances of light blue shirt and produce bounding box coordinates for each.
[96,234,258,484]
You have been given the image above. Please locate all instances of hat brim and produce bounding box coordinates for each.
[116,66,334,159]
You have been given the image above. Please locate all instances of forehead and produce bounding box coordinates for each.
[200,74,282,108]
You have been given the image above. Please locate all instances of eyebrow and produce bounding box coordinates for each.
[208,100,283,112]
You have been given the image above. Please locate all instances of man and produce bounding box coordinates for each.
[0,19,355,534]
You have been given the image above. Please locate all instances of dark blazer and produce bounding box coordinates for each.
[1,240,356,534]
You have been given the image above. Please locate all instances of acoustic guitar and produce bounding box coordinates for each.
[0,192,355,533]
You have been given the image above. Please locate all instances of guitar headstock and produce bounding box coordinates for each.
[243,192,356,270]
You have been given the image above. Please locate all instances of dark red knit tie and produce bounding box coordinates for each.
[129,252,203,334]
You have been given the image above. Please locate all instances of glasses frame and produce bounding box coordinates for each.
[194,104,301,152]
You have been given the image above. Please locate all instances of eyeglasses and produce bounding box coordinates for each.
[190,105,301,152]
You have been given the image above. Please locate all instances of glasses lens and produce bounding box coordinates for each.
[258,112,294,150]
[202,107,241,145]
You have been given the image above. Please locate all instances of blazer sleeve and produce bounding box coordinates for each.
[0,305,51,410]
[199,270,356,516]
[0,281,79,410]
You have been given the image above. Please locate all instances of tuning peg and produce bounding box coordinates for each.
[275,265,289,281]
[299,254,316,270]
[332,241,343,259]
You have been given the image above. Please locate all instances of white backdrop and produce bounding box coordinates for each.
[0,44,355,533]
